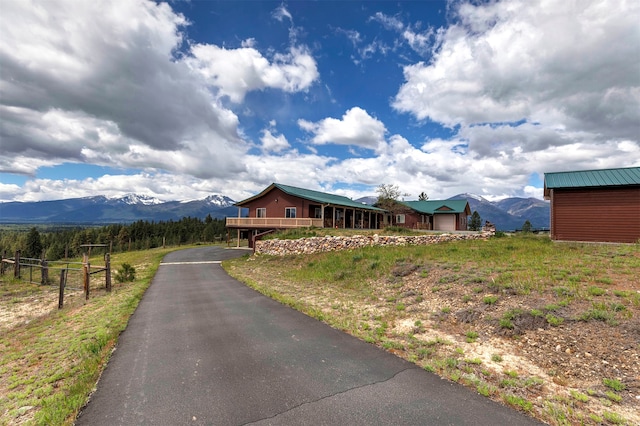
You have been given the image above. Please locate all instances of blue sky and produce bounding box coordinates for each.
[1,0,638,203]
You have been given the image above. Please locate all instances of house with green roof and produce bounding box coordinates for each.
[399,200,471,231]
[226,183,386,246]
[544,167,640,243]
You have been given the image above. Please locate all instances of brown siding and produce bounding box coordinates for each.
[243,188,311,219]
[397,212,431,229]
[551,186,640,243]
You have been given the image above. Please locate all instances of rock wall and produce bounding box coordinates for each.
[255,231,495,256]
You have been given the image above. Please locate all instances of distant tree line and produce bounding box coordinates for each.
[0,215,227,261]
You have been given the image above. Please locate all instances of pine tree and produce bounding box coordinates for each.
[25,227,43,258]
[468,211,482,231]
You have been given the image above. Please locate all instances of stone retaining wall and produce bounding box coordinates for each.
[255,231,495,256]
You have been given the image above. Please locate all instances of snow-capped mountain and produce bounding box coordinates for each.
[202,194,235,207]
[0,194,241,224]
[113,194,163,206]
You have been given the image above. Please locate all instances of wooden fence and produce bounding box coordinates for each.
[0,249,112,309]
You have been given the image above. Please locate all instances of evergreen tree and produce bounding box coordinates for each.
[522,220,532,233]
[468,211,482,231]
[25,227,43,258]
[418,191,429,201]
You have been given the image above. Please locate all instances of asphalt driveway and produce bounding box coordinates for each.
[76,246,542,425]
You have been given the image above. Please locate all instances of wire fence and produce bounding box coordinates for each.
[1,250,112,309]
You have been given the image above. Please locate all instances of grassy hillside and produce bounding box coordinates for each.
[0,246,190,425]
[224,234,639,425]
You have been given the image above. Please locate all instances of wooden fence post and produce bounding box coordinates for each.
[105,253,111,292]
[14,250,20,278]
[58,269,66,309]
[83,254,90,301]
[41,250,48,285]
[1,250,5,275]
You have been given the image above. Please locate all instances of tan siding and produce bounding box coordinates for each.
[551,187,640,243]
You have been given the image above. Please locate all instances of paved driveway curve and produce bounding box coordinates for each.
[76,246,541,425]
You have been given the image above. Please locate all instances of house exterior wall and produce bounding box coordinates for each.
[457,213,468,230]
[229,186,383,231]
[400,212,426,229]
[242,188,317,219]
[397,211,469,231]
[550,186,640,243]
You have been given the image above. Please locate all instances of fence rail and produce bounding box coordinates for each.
[1,250,112,309]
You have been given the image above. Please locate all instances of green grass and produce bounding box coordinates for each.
[605,391,623,403]
[503,394,533,411]
[545,314,564,327]
[603,378,626,392]
[602,411,627,424]
[483,295,499,305]
[0,246,189,425]
[465,331,479,343]
[569,390,589,402]
[587,286,606,296]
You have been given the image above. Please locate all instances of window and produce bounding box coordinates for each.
[285,207,296,218]
[256,208,266,218]
[396,214,405,224]
[313,207,322,218]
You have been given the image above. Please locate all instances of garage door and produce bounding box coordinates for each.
[434,214,455,231]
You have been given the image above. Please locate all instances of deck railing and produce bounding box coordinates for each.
[226,217,325,228]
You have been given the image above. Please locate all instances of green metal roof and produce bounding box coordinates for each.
[402,199,471,215]
[236,183,385,212]
[544,167,640,189]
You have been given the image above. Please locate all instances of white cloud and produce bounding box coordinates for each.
[0,0,322,184]
[3,173,262,203]
[272,4,293,23]
[2,0,638,206]
[393,0,640,145]
[298,107,387,150]
[0,0,251,181]
[187,44,319,103]
[371,12,434,56]
[260,129,290,153]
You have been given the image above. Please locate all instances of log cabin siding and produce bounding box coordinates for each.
[550,186,640,243]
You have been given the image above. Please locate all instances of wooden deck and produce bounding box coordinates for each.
[226,217,324,228]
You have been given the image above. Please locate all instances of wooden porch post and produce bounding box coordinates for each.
[236,229,240,248]
[332,206,336,228]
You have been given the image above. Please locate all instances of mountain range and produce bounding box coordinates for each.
[0,193,549,230]
[0,194,239,224]
[453,193,549,231]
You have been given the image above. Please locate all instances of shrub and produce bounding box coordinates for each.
[115,263,136,283]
